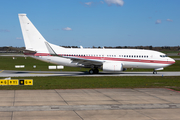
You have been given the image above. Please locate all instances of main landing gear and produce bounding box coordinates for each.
[89,68,99,74]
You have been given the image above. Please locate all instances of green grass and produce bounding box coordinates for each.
[0,56,89,71]
[0,56,53,71]
[0,76,180,91]
[0,56,180,91]
[171,56,180,58]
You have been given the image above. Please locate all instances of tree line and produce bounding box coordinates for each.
[0,46,179,53]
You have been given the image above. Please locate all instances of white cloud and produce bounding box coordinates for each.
[85,2,93,6]
[16,37,23,40]
[167,19,173,22]
[81,1,105,7]
[155,19,161,24]
[80,2,94,7]
[62,27,72,31]
[104,0,124,6]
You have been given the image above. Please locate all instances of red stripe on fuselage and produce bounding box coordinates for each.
[34,53,51,56]
[76,56,175,64]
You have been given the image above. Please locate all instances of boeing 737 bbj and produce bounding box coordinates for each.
[18,14,175,74]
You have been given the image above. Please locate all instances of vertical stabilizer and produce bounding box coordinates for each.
[18,14,49,53]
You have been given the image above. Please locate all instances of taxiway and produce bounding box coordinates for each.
[0,70,180,77]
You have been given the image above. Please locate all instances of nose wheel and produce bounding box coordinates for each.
[153,71,157,74]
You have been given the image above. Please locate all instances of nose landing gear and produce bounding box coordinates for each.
[153,70,157,74]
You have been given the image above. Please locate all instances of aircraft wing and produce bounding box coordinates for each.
[64,56,104,66]
[45,42,103,66]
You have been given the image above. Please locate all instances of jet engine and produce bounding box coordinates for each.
[103,62,123,72]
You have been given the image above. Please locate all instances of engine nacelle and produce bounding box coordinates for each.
[103,62,123,72]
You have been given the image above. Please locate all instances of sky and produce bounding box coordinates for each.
[0,0,179,47]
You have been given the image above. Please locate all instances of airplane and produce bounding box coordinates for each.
[18,14,175,74]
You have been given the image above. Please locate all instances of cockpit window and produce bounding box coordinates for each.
[160,55,167,57]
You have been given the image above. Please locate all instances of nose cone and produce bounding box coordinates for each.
[168,57,175,64]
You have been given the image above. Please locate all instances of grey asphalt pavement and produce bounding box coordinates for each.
[0,88,180,120]
[0,70,180,77]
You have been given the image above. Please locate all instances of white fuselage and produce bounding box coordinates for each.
[31,48,175,69]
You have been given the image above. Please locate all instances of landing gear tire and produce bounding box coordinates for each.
[89,69,94,74]
[153,71,157,74]
[89,68,99,74]
[93,68,99,74]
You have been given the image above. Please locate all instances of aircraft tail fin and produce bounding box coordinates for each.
[18,14,63,53]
